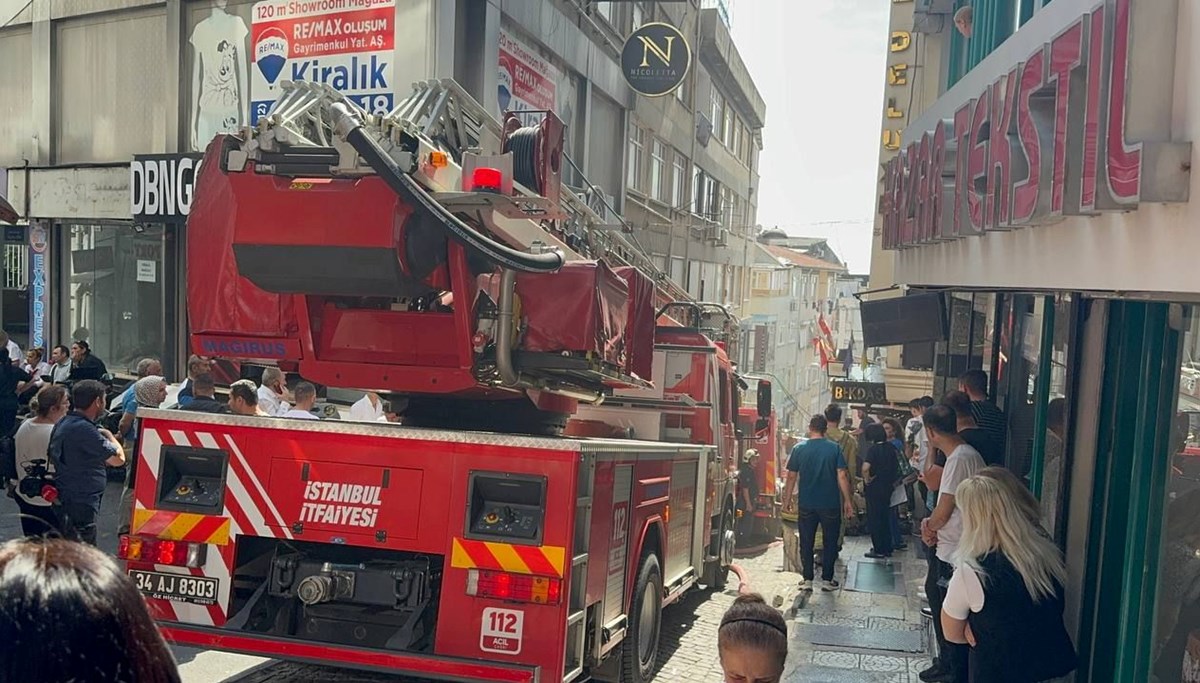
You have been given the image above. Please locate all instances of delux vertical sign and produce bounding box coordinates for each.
[249,0,396,125]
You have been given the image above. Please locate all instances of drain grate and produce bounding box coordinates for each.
[792,623,925,653]
[845,559,905,595]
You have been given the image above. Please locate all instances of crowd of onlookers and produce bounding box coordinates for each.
[765,369,1079,683]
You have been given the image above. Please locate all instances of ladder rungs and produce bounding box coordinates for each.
[572,553,588,566]
[576,496,592,507]
[567,610,585,626]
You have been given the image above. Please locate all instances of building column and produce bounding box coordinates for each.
[31,0,51,165]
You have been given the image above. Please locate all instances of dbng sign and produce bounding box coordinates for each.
[131,155,203,223]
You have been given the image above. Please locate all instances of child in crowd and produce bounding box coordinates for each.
[718,593,789,683]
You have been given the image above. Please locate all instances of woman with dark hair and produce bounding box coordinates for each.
[861,422,899,558]
[718,593,788,683]
[883,417,912,552]
[0,538,181,682]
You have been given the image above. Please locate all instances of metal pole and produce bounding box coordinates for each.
[1028,295,1056,497]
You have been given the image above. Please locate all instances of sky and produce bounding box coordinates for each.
[731,0,892,274]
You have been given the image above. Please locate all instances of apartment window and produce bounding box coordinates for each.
[649,139,666,202]
[692,167,704,214]
[672,154,687,209]
[705,177,720,219]
[710,90,725,145]
[720,186,734,226]
[627,125,644,192]
[752,270,770,291]
[595,2,615,25]
[722,106,732,148]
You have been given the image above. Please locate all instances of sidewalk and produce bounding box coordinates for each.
[657,532,934,683]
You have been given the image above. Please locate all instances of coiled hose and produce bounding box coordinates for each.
[504,126,541,191]
[330,103,563,274]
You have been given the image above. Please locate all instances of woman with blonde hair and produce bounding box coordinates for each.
[941,474,1077,682]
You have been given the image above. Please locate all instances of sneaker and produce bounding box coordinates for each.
[917,589,928,602]
[865,551,891,559]
[895,543,909,551]
[918,663,954,683]
[821,579,840,592]
[921,606,934,618]
[798,579,813,592]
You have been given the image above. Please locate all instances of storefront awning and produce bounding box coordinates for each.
[0,193,16,224]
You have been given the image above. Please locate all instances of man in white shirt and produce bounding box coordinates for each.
[349,392,387,422]
[257,367,292,417]
[907,396,934,520]
[281,382,319,420]
[918,404,984,683]
[2,331,21,366]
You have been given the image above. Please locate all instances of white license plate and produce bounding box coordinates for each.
[128,569,218,606]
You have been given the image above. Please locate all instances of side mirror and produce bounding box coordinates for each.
[756,379,772,419]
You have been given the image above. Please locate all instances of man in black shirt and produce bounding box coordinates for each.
[958,369,1006,460]
[176,373,230,414]
[68,340,107,382]
[737,449,760,540]
[942,390,1003,466]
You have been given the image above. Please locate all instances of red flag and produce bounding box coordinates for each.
[818,314,833,339]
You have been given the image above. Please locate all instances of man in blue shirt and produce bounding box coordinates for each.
[49,380,125,545]
[783,415,854,592]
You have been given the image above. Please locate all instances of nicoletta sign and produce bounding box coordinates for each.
[621,22,691,97]
[880,0,1190,250]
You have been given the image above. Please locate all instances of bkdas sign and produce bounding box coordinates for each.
[880,0,1191,250]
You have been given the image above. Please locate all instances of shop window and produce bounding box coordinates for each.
[1033,294,1079,546]
[1155,306,1200,682]
[62,223,171,374]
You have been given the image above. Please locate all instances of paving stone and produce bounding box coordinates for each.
[785,665,910,682]
[810,650,861,669]
[792,623,926,653]
[868,617,925,632]
[861,654,909,672]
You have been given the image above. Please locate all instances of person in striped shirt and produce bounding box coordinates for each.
[958,370,1007,466]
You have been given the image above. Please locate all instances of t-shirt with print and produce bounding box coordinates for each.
[935,443,985,562]
[787,438,847,511]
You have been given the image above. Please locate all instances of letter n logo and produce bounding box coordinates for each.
[638,35,675,67]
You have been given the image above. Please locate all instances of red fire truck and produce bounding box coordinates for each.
[119,80,769,683]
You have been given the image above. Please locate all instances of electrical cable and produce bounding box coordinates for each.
[331,104,563,274]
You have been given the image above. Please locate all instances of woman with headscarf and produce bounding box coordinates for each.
[116,376,167,535]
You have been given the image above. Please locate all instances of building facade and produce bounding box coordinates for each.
[0,0,765,381]
[744,236,850,428]
[868,0,1200,679]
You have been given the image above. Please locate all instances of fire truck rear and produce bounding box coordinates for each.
[119,80,769,682]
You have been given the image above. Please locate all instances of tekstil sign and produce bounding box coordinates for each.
[621,22,691,97]
[880,0,1190,250]
[831,381,888,405]
[249,0,396,124]
[130,155,204,222]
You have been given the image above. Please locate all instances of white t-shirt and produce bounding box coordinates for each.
[281,408,319,420]
[349,394,386,422]
[907,416,931,472]
[13,420,55,506]
[189,10,248,149]
[936,443,985,562]
[943,564,987,619]
[6,339,21,365]
[257,385,290,417]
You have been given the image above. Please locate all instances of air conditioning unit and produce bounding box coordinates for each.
[913,0,955,34]
[704,224,728,245]
[696,115,713,147]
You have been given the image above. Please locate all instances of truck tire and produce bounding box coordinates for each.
[622,552,663,683]
[703,507,735,590]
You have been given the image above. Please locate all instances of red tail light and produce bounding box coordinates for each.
[117,535,207,568]
[466,569,561,605]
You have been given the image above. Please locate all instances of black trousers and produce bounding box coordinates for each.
[926,549,969,680]
[15,498,59,537]
[865,488,894,555]
[798,507,841,582]
[59,500,99,546]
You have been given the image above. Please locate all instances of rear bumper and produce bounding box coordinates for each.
[161,623,540,683]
